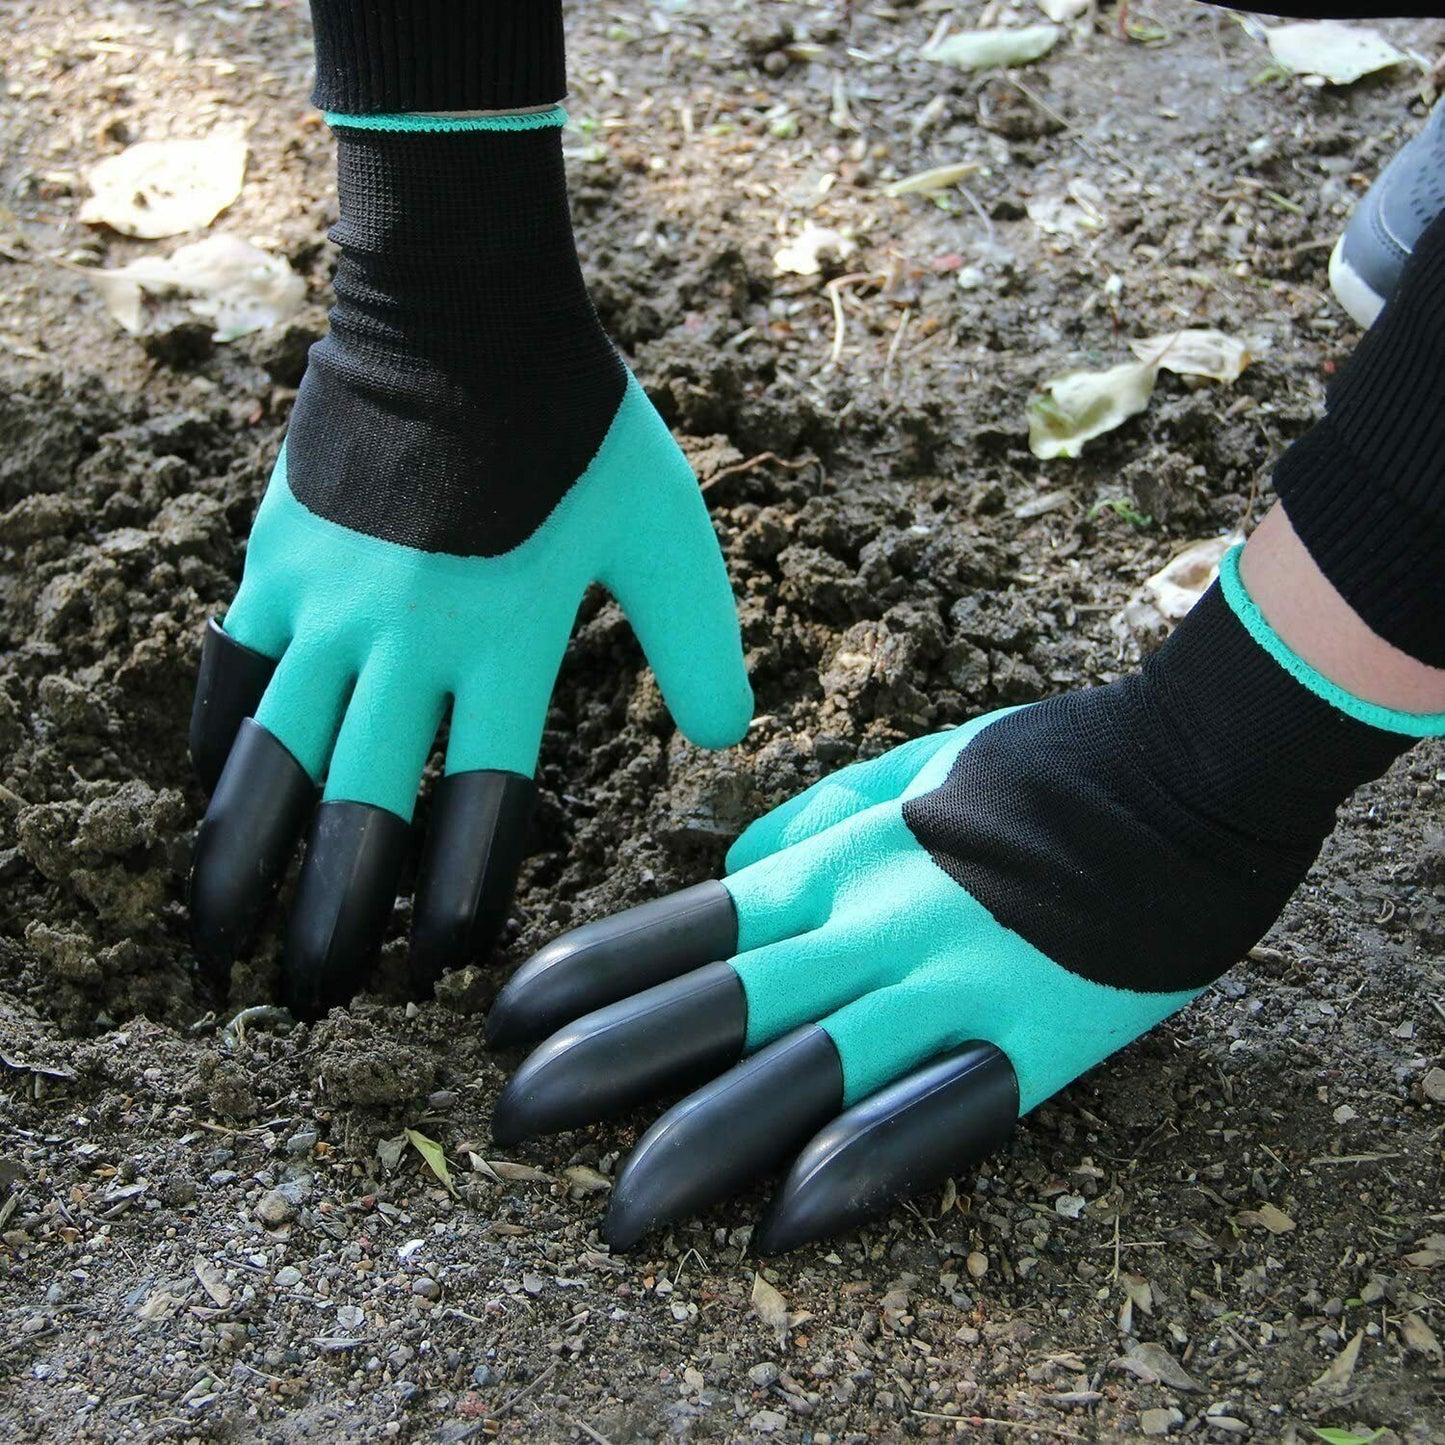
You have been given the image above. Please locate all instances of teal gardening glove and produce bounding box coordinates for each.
[488,548,1444,1251]
[187,109,752,1015]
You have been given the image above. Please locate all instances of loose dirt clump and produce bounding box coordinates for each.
[1,2,1443,1441]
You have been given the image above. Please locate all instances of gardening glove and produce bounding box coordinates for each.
[187,108,752,1017]
[487,547,1443,1252]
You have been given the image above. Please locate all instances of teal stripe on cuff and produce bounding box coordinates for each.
[324,106,568,134]
[1219,545,1445,738]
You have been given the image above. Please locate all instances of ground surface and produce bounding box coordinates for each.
[1,2,1443,1441]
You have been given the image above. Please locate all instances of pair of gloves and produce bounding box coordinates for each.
[187,109,1442,1252]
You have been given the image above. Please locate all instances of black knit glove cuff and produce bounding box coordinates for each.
[310,1,567,114]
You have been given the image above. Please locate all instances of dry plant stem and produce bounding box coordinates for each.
[1240,503,1445,715]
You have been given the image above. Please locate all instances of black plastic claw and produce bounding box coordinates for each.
[189,719,317,973]
[605,1024,844,1252]
[189,619,278,795]
[491,960,746,1146]
[486,880,737,1048]
[410,769,535,996]
[280,801,413,1020]
[753,1041,1019,1255]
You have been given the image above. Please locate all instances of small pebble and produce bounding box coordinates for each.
[1141,1406,1183,1436]
[255,1189,296,1226]
[275,1265,302,1288]
[748,1361,781,1388]
[412,1277,440,1300]
[336,1304,365,1329]
[966,1251,988,1279]
[285,1130,318,1155]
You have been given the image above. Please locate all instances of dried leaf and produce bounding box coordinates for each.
[405,1128,456,1196]
[751,1272,790,1342]
[563,1165,612,1195]
[1310,1330,1364,1393]
[485,1159,553,1183]
[1238,1202,1296,1235]
[922,25,1061,71]
[1130,329,1251,383]
[1113,533,1242,645]
[773,223,856,277]
[1027,359,1157,459]
[85,235,305,341]
[1112,1341,1202,1392]
[884,161,983,197]
[1401,1312,1443,1359]
[193,1256,232,1308]
[80,132,247,238]
[1121,1273,1154,1316]
[1265,22,1405,87]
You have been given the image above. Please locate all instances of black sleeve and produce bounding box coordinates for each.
[1273,211,1445,669]
[308,1,567,114]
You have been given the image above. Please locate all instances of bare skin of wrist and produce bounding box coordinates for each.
[1240,502,1445,715]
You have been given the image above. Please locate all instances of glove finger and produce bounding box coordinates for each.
[725,731,959,873]
[491,961,747,1146]
[409,768,535,997]
[280,663,444,1019]
[189,618,278,796]
[408,663,554,997]
[189,641,352,972]
[599,447,753,752]
[603,1024,843,1252]
[754,1041,1017,1254]
[486,881,737,1048]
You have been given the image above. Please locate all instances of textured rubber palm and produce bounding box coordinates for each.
[722,709,1204,1114]
[222,374,752,820]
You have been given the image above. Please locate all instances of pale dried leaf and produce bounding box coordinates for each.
[1039,0,1092,20]
[80,133,246,238]
[884,161,983,197]
[486,1159,553,1183]
[1402,1313,1443,1358]
[1113,1341,1201,1392]
[1238,1202,1296,1235]
[563,1165,613,1195]
[1266,22,1405,86]
[1027,359,1157,459]
[1113,533,1242,645]
[1122,1273,1154,1315]
[1129,329,1251,383]
[751,1272,790,1341]
[194,1256,232,1308]
[86,235,305,341]
[1310,1330,1363,1392]
[773,223,855,276]
[922,25,1061,70]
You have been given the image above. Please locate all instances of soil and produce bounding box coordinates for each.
[2,2,1444,1441]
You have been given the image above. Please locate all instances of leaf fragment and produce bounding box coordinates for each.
[80,132,247,238]
[1310,1330,1364,1393]
[193,1257,232,1308]
[485,1159,553,1183]
[884,161,984,198]
[1129,329,1251,383]
[1237,1202,1296,1235]
[922,25,1062,71]
[1265,22,1406,87]
[405,1128,456,1196]
[1401,1312,1443,1359]
[1027,360,1157,459]
[773,223,856,277]
[751,1272,790,1342]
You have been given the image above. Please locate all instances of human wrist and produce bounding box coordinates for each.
[1238,504,1445,727]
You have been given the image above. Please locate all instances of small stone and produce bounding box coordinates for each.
[965,1251,988,1280]
[427,1090,459,1110]
[412,1278,441,1301]
[285,1130,318,1155]
[749,1409,787,1433]
[1422,1068,1445,1103]
[275,1266,302,1288]
[256,1188,296,1226]
[1141,1407,1183,1436]
[336,1304,365,1330]
[472,1364,492,1388]
[748,1361,781,1388]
